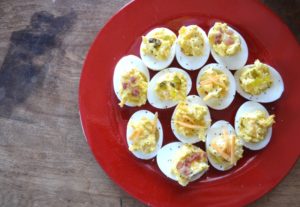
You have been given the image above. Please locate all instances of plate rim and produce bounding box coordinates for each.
[78,0,300,206]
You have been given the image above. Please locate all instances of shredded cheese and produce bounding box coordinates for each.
[211,142,230,161]
[174,121,204,130]
[211,127,237,165]
[230,135,235,164]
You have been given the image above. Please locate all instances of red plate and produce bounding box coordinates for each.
[79,0,300,206]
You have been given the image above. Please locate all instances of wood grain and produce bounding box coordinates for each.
[0,0,298,207]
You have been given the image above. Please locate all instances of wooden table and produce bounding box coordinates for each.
[0,0,298,206]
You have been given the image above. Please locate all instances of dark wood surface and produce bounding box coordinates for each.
[0,0,298,206]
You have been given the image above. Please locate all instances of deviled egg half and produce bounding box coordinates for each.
[196,63,236,110]
[113,55,150,107]
[148,68,192,109]
[234,60,284,103]
[157,142,209,186]
[171,95,211,144]
[235,101,275,150]
[175,25,210,70]
[126,110,163,159]
[206,120,244,171]
[208,22,248,70]
[140,27,177,71]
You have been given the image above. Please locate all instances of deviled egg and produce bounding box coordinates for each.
[208,22,248,70]
[175,25,210,70]
[157,142,209,186]
[113,55,150,107]
[234,60,284,103]
[126,110,163,159]
[148,68,192,109]
[235,101,275,150]
[206,120,244,171]
[196,63,236,110]
[171,95,211,144]
[140,27,177,71]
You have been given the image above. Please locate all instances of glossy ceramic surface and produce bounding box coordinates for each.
[79,0,300,206]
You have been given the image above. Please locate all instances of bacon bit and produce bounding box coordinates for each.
[224,37,234,45]
[177,152,202,177]
[174,121,203,129]
[186,162,193,169]
[215,38,222,44]
[177,160,191,177]
[190,153,201,162]
[188,153,201,164]
[122,82,129,89]
[130,76,136,84]
[176,161,184,170]
[214,32,222,44]
[131,88,140,96]
[185,157,192,166]
[226,30,233,35]
[180,166,191,177]
[215,32,222,38]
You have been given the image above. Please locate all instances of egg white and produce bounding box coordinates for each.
[148,67,192,109]
[175,25,210,70]
[234,101,272,150]
[171,95,211,144]
[113,55,150,107]
[206,120,240,171]
[196,63,236,110]
[234,64,284,103]
[140,28,176,71]
[208,25,248,70]
[156,142,207,183]
[126,110,163,159]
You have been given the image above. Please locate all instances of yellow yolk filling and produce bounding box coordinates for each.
[239,111,275,143]
[142,28,176,60]
[208,128,244,167]
[171,144,208,186]
[173,101,210,141]
[197,68,229,101]
[239,60,273,95]
[119,68,148,107]
[155,72,187,101]
[208,22,241,56]
[178,25,204,56]
[129,113,159,153]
